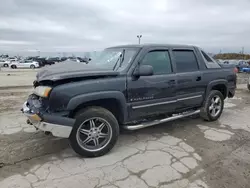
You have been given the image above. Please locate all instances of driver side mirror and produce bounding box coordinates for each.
[133,65,153,77]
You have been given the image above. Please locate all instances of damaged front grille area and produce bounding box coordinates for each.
[27,94,49,114]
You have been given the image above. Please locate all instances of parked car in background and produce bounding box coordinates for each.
[8,57,19,62]
[34,58,47,66]
[10,60,40,69]
[246,59,250,65]
[46,57,60,64]
[27,57,54,66]
[215,59,250,73]
[67,57,88,63]
[60,57,68,61]
[22,44,236,157]
[236,60,250,72]
[65,57,91,63]
[0,60,6,67]
[0,59,11,67]
[26,57,42,67]
[0,54,9,58]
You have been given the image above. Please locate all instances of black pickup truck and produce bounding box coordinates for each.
[22,44,237,157]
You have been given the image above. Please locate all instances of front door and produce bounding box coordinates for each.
[127,48,177,120]
[171,49,205,109]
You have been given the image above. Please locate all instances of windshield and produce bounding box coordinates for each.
[90,48,138,71]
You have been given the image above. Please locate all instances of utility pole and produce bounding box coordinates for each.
[137,35,142,44]
[242,47,245,59]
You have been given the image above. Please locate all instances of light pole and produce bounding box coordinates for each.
[242,47,245,59]
[137,35,142,44]
[36,49,40,57]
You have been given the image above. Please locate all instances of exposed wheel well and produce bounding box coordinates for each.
[211,84,227,99]
[69,98,124,124]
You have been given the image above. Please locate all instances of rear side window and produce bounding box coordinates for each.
[141,50,172,75]
[201,50,221,69]
[172,50,199,73]
[201,51,213,62]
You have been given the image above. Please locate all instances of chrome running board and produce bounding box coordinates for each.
[123,110,200,131]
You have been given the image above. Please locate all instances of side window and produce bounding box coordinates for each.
[201,51,213,62]
[141,50,172,75]
[172,50,199,73]
[201,50,221,69]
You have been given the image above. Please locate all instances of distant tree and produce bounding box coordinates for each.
[214,53,250,60]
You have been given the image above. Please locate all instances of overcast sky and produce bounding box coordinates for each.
[0,0,250,56]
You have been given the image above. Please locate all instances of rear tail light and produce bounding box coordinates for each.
[233,67,238,73]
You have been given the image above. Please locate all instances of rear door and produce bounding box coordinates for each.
[171,48,205,109]
[127,47,177,120]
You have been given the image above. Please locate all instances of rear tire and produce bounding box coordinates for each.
[69,107,119,157]
[3,64,8,67]
[200,90,224,121]
[11,65,16,69]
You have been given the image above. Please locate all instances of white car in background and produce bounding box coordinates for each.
[10,60,40,69]
[0,59,11,67]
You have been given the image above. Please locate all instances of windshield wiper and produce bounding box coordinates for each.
[112,49,125,71]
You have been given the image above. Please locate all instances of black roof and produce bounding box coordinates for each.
[107,43,196,49]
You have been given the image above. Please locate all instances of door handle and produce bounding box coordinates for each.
[196,76,201,81]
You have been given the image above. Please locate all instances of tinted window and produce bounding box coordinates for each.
[173,50,198,72]
[141,50,172,75]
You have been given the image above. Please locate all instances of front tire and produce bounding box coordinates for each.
[30,65,35,69]
[69,107,119,157]
[3,64,8,67]
[200,90,224,121]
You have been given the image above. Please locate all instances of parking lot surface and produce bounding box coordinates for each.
[0,68,37,88]
[0,74,250,188]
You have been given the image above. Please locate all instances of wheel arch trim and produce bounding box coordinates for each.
[67,91,128,122]
[206,79,228,98]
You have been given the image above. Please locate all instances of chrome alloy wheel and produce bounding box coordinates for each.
[209,95,222,117]
[76,117,112,152]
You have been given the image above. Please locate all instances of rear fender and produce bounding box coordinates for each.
[206,79,228,97]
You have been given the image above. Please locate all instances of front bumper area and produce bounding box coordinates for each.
[22,101,74,138]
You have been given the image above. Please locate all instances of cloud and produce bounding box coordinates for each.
[0,0,250,55]
[0,40,34,45]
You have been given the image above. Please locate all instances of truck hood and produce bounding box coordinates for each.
[36,61,119,81]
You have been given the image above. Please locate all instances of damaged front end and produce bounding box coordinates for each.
[21,87,75,138]
[21,61,119,138]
